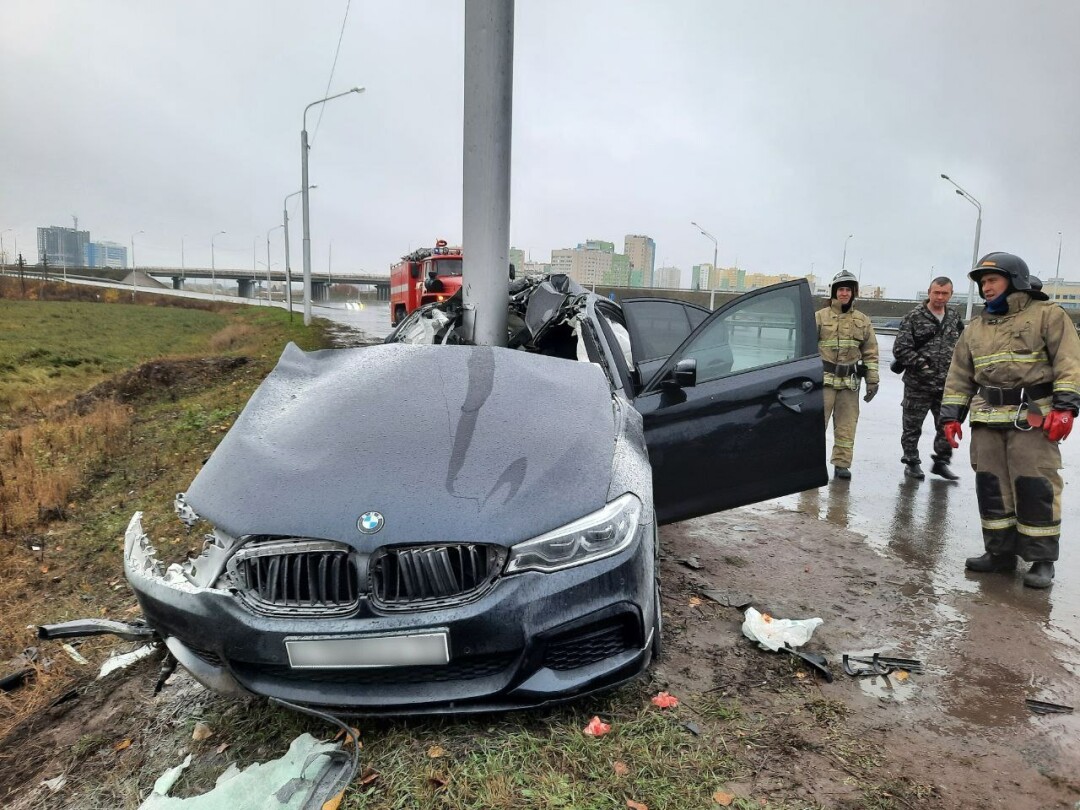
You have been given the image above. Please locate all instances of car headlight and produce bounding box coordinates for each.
[505,493,642,574]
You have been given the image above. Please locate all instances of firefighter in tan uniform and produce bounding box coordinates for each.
[816,270,880,480]
[940,252,1080,588]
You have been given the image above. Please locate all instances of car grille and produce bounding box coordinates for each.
[235,652,515,686]
[543,620,637,671]
[370,544,503,610]
[231,539,359,617]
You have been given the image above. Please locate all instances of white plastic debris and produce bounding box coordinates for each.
[98,644,157,679]
[741,606,823,652]
[61,644,88,665]
[41,775,67,792]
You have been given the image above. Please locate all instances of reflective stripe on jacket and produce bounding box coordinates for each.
[942,292,1080,426]
[816,300,880,390]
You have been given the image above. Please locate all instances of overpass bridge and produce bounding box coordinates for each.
[141,267,392,301]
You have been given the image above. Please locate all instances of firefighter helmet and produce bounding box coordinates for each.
[1027,274,1050,301]
[969,252,1036,295]
[830,269,859,300]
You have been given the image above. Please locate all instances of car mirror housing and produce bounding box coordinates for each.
[662,358,697,389]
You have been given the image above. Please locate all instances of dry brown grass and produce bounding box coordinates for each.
[0,402,132,536]
[208,324,258,352]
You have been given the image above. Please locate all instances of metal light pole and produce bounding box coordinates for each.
[690,221,718,301]
[283,186,315,320]
[267,224,283,305]
[1,229,12,266]
[841,234,854,270]
[302,87,365,325]
[940,174,982,320]
[180,235,186,286]
[130,230,144,301]
[211,230,226,300]
[1054,231,1063,303]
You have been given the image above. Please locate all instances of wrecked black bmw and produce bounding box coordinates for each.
[124,274,827,714]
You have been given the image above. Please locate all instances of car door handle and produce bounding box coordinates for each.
[776,380,814,413]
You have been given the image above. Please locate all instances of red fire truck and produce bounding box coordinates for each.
[389,239,464,325]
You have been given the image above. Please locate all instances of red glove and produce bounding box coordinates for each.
[1043,409,1074,442]
[943,421,963,448]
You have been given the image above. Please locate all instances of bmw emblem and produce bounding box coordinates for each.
[357,511,384,534]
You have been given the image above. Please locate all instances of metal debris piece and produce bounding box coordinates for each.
[842,653,924,677]
[679,556,702,570]
[1026,698,1074,715]
[174,492,200,528]
[98,644,159,679]
[38,619,157,642]
[781,645,833,682]
[0,668,33,692]
[682,721,702,736]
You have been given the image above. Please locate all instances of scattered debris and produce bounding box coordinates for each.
[626,799,648,810]
[700,588,753,609]
[38,618,157,642]
[842,653,923,677]
[613,761,630,775]
[688,596,703,607]
[583,716,612,737]
[41,775,67,793]
[192,722,213,741]
[741,607,823,652]
[679,555,702,570]
[0,667,34,692]
[61,643,88,665]
[99,644,159,679]
[114,739,133,752]
[1026,698,1074,715]
[781,645,833,682]
[427,745,446,758]
[682,721,702,736]
[714,790,736,806]
[650,691,679,709]
[138,733,351,809]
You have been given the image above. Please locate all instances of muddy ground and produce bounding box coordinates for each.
[2,503,1077,809]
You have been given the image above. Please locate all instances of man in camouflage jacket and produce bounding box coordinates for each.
[816,269,880,480]
[893,277,964,480]
[940,252,1080,589]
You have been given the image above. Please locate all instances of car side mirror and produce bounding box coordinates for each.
[661,358,697,389]
[509,263,516,280]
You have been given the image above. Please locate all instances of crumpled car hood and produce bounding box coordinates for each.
[185,343,617,546]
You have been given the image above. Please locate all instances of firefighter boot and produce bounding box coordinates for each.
[834,466,851,480]
[965,552,1018,573]
[930,461,960,481]
[1023,561,1055,589]
[904,461,925,480]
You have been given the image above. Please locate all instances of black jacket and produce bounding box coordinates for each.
[893,303,964,395]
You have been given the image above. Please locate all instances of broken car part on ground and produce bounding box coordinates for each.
[60,274,829,714]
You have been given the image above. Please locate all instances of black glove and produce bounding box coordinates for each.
[864,383,879,403]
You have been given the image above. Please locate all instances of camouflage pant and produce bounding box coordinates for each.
[900,392,951,464]
[823,387,860,467]
[969,425,1062,561]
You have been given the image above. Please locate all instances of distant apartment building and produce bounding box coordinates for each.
[509,247,526,275]
[520,260,552,276]
[85,241,128,269]
[551,239,637,287]
[624,234,655,288]
[37,225,89,268]
[1043,278,1080,310]
[860,284,886,299]
[693,264,746,291]
[654,266,682,289]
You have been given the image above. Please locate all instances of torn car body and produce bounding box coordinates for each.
[123,274,827,714]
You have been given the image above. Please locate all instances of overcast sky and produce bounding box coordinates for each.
[2,1,1078,295]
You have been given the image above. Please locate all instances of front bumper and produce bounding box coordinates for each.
[124,514,657,714]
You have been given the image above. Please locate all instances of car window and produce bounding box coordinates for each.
[622,301,708,362]
[679,285,802,384]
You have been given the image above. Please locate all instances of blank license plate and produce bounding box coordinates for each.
[285,631,449,669]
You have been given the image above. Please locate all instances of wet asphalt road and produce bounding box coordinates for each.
[321,303,1080,653]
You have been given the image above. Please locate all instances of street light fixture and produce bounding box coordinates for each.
[690,220,718,299]
[302,87,365,326]
[1054,231,1063,303]
[267,224,284,306]
[130,230,144,301]
[940,173,982,320]
[181,235,187,286]
[283,186,316,319]
[211,230,226,301]
[842,234,854,270]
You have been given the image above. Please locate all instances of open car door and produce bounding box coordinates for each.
[621,280,827,525]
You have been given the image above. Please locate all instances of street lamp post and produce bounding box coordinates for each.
[1,229,13,267]
[283,186,315,320]
[267,224,284,305]
[302,87,365,325]
[180,235,186,287]
[940,173,982,320]
[690,220,718,303]
[842,234,854,270]
[130,230,144,301]
[211,230,226,301]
